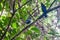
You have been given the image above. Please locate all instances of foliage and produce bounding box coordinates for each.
[0,0,60,40]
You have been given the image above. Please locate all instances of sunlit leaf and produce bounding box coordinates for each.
[11,22,17,29]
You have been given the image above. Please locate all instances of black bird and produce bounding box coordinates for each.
[41,3,48,18]
[25,17,31,24]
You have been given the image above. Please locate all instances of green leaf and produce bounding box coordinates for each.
[0,3,2,11]
[31,27,40,33]
[21,0,27,4]
[4,35,10,40]
[31,32,40,38]
[44,36,49,40]
[11,22,17,29]
[5,2,9,11]
[25,30,32,35]
[6,32,9,37]
[48,29,58,35]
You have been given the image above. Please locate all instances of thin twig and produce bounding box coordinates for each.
[48,0,56,9]
[18,0,21,8]
[14,0,32,12]
[36,0,40,14]
[27,10,35,20]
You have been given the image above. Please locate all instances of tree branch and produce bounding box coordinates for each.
[0,0,16,40]
[11,5,60,40]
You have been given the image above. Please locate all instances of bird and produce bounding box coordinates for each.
[41,2,48,18]
[41,2,47,13]
[42,13,48,18]
[25,17,31,24]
